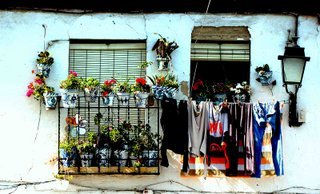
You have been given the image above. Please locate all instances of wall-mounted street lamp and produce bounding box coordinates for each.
[278,15,310,127]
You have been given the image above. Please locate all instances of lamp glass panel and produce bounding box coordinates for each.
[283,58,305,84]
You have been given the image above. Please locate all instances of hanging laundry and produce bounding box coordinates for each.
[242,103,255,174]
[206,102,229,174]
[252,101,284,178]
[160,98,189,169]
[188,100,209,157]
[205,102,254,176]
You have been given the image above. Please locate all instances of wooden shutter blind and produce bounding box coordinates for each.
[69,42,147,129]
[191,43,250,62]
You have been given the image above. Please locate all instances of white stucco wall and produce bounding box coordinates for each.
[0,11,320,193]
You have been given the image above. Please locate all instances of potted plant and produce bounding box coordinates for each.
[77,131,97,167]
[43,85,57,110]
[255,64,276,86]
[80,77,100,103]
[229,81,251,102]
[59,138,78,167]
[96,125,113,167]
[115,81,133,106]
[59,71,80,108]
[148,74,179,100]
[152,34,179,70]
[131,123,158,167]
[140,125,159,167]
[133,77,151,108]
[36,51,54,78]
[26,75,57,110]
[109,125,128,167]
[101,79,117,106]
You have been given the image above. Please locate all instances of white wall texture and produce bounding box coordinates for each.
[0,11,320,193]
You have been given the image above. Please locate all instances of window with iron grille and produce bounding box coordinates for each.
[58,40,160,175]
[69,40,147,127]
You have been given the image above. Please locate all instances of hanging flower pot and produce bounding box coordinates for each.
[163,87,177,99]
[43,92,57,110]
[152,86,177,100]
[255,64,276,86]
[152,86,164,100]
[156,57,169,71]
[36,64,51,78]
[135,92,149,108]
[84,88,98,103]
[102,93,115,106]
[60,89,79,108]
[116,92,131,106]
[149,74,179,100]
[152,35,178,71]
[35,51,54,78]
[101,79,117,106]
[258,71,274,86]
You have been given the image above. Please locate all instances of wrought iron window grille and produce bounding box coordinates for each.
[58,95,161,175]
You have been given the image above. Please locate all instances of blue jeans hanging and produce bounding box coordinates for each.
[252,101,284,178]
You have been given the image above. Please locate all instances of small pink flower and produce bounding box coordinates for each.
[26,89,34,97]
[69,70,78,77]
[34,77,44,85]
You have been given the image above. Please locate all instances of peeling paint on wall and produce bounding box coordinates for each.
[180,81,189,97]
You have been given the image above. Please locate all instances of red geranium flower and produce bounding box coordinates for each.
[104,79,116,86]
[102,91,109,97]
[192,79,204,91]
[136,77,147,86]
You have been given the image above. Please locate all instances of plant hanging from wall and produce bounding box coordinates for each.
[26,51,57,110]
[36,51,54,78]
[152,34,178,70]
[255,64,276,86]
